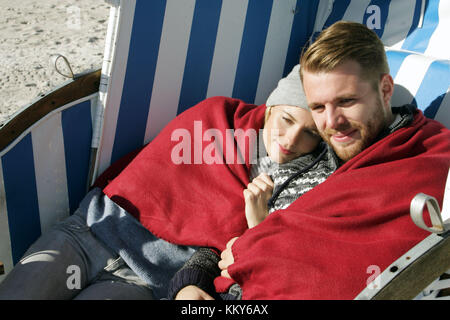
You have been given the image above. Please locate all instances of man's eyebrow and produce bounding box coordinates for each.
[337,94,359,101]
[308,94,359,109]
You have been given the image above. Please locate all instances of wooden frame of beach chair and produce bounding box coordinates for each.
[0,0,449,300]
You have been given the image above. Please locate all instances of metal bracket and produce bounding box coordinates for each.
[410,193,450,234]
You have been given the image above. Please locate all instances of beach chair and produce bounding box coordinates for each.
[0,0,449,300]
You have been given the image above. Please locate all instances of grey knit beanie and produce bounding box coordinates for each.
[266,64,308,110]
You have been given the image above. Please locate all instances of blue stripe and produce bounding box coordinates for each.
[284,0,320,76]
[61,101,93,214]
[402,0,440,53]
[401,0,423,48]
[2,134,41,264]
[415,59,450,117]
[363,0,390,38]
[386,50,411,79]
[232,0,273,103]
[177,0,222,115]
[111,0,167,164]
[323,0,351,29]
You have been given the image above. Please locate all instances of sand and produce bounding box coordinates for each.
[0,0,110,125]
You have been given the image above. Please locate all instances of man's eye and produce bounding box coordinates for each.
[310,105,324,112]
[340,98,355,106]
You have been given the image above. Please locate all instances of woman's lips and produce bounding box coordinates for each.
[278,144,294,155]
[331,129,358,143]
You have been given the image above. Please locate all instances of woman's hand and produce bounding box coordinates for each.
[243,173,274,228]
[218,237,238,279]
[175,285,214,300]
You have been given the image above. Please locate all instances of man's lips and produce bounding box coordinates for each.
[278,144,294,155]
[331,129,358,143]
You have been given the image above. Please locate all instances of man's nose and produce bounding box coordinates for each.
[325,106,345,130]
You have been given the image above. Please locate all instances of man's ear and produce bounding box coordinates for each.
[380,73,394,106]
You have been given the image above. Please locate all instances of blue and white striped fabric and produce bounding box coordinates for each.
[387,49,450,127]
[95,0,450,178]
[94,0,320,176]
[0,94,97,275]
[315,0,450,60]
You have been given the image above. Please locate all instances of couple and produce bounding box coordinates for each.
[0,21,449,300]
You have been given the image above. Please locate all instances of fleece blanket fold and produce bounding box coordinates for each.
[101,96,450,299]
[103,97,265,251]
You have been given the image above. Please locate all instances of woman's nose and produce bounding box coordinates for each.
[283,127,303,147]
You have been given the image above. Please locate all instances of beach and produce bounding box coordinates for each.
[0,0,109,125]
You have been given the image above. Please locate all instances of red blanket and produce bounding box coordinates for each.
[102,97,265,250]
[101,96,450,299]
[226,109,450,299]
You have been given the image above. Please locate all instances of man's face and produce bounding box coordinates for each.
[302,60,394,162]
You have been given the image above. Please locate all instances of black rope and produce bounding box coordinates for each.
[267,143,328,209]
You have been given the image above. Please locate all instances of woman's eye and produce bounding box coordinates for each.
[305,129,319,138]
[282,117,293,124]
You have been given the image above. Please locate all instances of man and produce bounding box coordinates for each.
[216,21,449,299]
[300,21,394,163]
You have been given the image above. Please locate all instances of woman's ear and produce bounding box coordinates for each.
[264,106,273,125]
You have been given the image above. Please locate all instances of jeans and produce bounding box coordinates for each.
[0,208,153,300]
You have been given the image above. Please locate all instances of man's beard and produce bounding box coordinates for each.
[320,98,389,162]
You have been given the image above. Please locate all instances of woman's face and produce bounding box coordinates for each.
[263,105,321,164]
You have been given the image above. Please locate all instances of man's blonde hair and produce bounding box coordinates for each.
[300,21,389,90]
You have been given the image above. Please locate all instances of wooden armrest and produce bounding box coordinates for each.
[355,231,450,300]
[0,261,4,275]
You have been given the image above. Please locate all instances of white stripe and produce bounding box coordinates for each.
[392,53,435,106]
[89,5,119,183]
[381,0,416,49]
[31,113,70,234]
[144,0,196,144]
[342,0,372,23]
[95,0,136,176]
[92,6,119,151]
[434,87,450,128]
[424,0,450,60]
[206,0,249,99]
[254,0,296,105]
[313,0,334,33]
[0,160,13,281]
